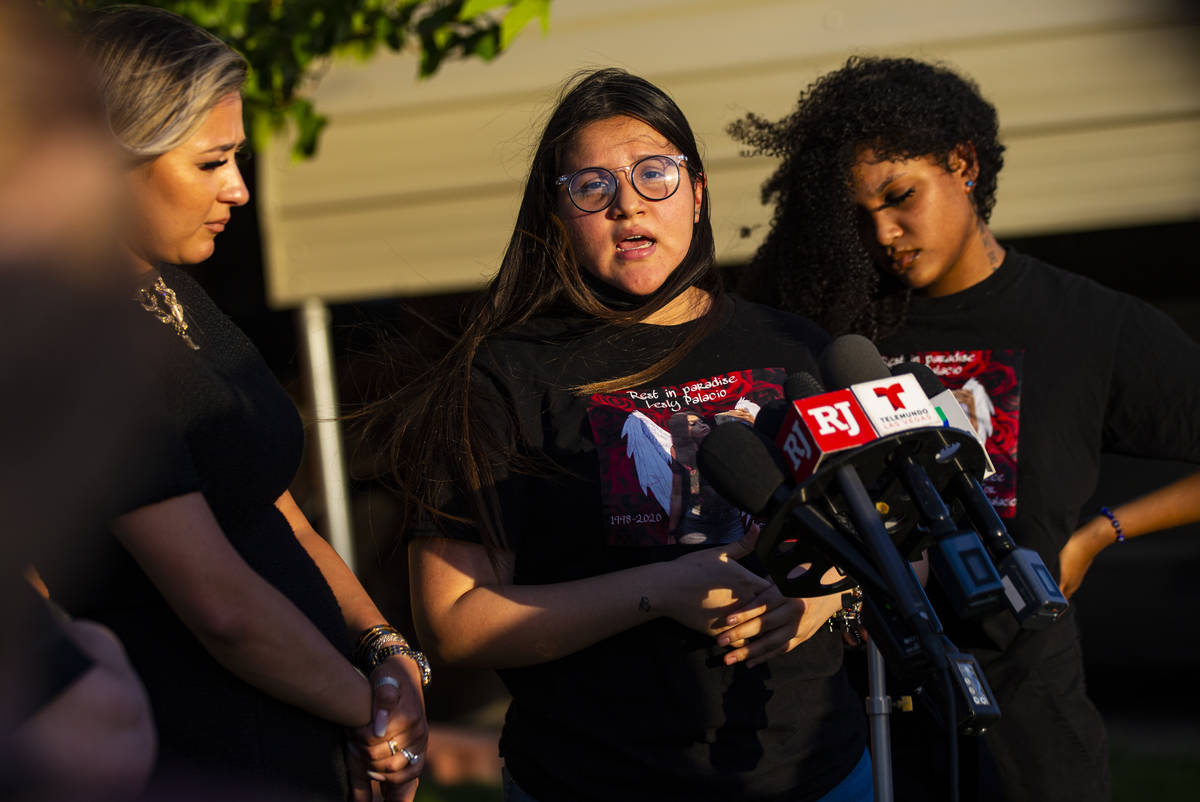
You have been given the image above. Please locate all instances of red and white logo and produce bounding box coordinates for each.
[776,389,877,482]
[778,416,814,474]
[805,400,863,436]
[850,374,940,435]
[872,383,907,411]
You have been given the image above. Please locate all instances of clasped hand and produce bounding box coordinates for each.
[663,530,844,668]
[345,657,429,802]
[716,579,845,667]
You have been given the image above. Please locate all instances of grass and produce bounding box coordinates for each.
[1111,750,1200,802]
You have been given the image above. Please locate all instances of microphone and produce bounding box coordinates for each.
[820,338,1007,732]
[772,382,877,485]
[765,366,920,545]
[700,378,1001,734]
[889,361,1068,629]
[698,418,941,682]
[820,334,943,437]
[751,398,789,441]
[819,336,1007,619]
[751,374,824,443]
[745,366,953,657]
[890,361,995,478]
[696,420,865,598]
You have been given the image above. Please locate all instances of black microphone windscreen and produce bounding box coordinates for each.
[785,371,825,400]
[819,334,891,388]
[697,420,786,516]
[751,401,800,478]
[890,361,947,399]
[753,399,788,440]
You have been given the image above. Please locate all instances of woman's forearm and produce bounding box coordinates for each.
[1059,471,1200,598]
[410,536,769,668]
[416,564,666,668]
[281,491,429,727]
[187,574,372,727]
[1096,471,1200,539]
[277,491,386,635]
[114,494,371,727]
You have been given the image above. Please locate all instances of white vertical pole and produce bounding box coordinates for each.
[298,297,356,573]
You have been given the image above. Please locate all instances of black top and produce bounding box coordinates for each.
[875,247,1200,802]
[422,296,868,802]
[41,265,349,800]
[880,248,1200,617]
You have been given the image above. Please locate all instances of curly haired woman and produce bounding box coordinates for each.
[730,56,1200,802]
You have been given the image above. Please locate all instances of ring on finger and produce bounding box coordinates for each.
[399,746,422,766]
[387,739,398,756]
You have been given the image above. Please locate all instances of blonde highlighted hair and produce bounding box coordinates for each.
[82,5,247,160]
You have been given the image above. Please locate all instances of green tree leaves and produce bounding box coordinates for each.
[58,0,551,158]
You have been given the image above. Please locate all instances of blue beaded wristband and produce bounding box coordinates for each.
[1099,506,1125,543]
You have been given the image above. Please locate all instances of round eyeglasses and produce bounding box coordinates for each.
[556,154,687,213]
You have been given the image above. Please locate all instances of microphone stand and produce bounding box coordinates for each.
[866,641,894,802]
[835,463,950,802]
[759,464,952,802]
[748,462,934,801]
[708,424,999,801]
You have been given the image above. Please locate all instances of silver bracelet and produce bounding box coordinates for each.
[373,643,432,687]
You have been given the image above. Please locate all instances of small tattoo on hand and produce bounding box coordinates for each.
[639,596,652,613]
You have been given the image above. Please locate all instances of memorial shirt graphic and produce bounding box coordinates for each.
[884,349,1023,518]
[587,368,787,547]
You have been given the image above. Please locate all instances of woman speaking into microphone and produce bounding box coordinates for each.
[370,67,873,801]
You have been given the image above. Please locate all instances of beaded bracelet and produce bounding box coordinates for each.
[374,643,432,687]
[1099,506,1126,543]
[354,624,409,672]
[355,623,398,652]
[354,624,432,686]
[365,632,407,665]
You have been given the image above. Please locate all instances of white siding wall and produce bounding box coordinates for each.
[258,0,1200,305]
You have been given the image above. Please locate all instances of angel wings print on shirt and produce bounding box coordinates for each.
[587,368,786,547]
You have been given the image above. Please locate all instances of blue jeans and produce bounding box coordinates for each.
[815,747,873,802]
[501,749,873,801]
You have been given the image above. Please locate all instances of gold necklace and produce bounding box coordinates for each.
[135,275,200,350]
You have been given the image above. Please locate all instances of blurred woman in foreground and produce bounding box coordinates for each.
[0,3,154,799]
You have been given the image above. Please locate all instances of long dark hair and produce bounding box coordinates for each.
[728,56,1005,338]
[366,68,721,552]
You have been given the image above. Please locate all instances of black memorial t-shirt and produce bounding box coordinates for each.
[420,295,869,802]
[878,247,1200,655]
[880,249,1200,581]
